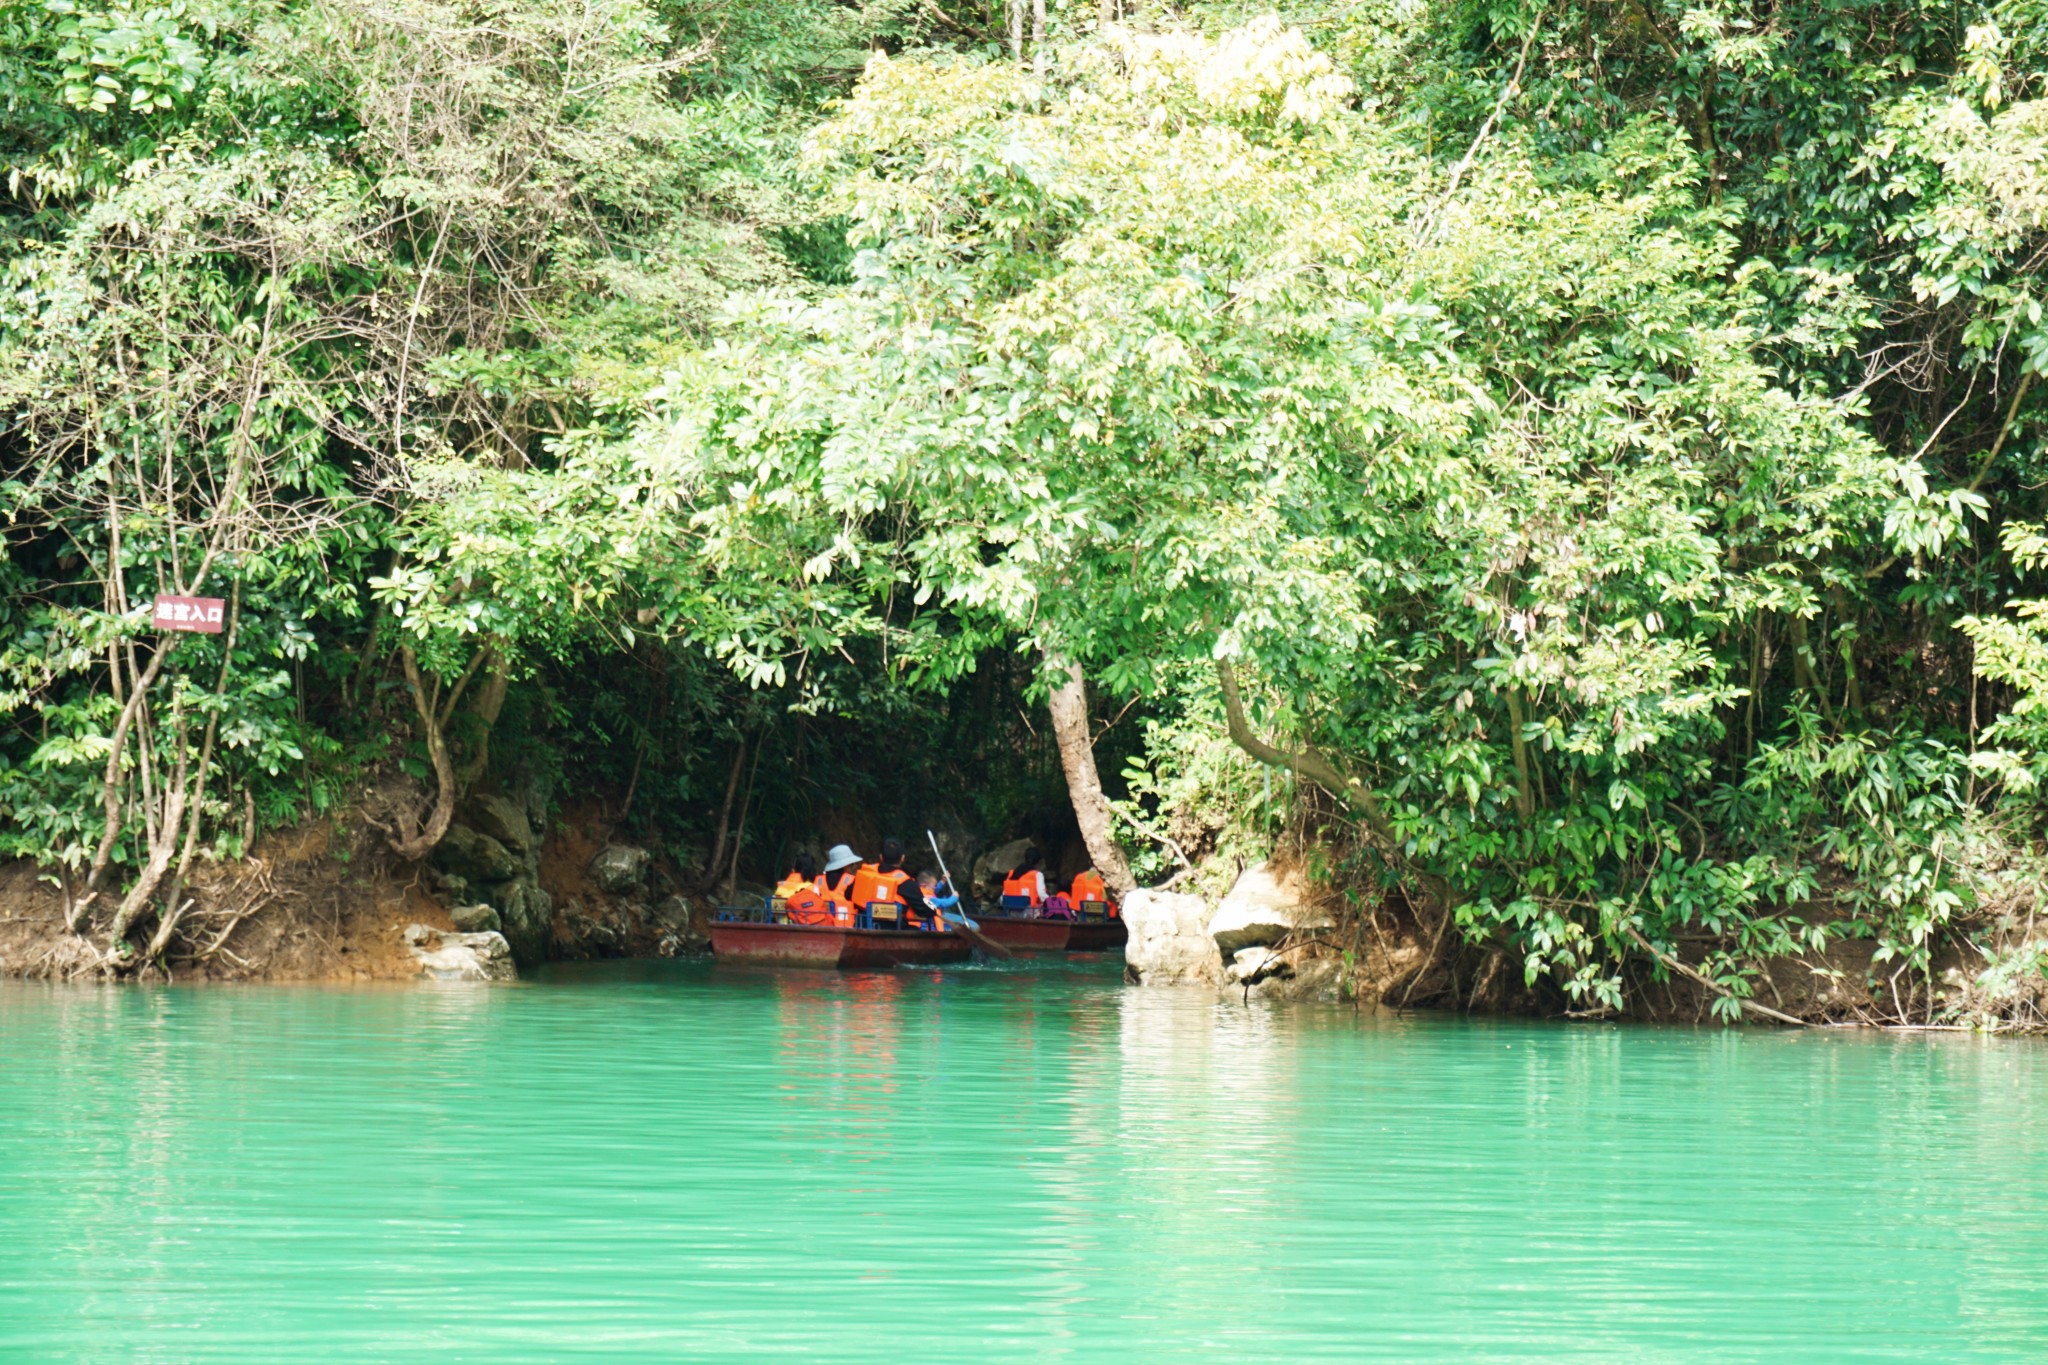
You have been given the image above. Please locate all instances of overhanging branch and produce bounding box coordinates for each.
[1215,660,1459,920]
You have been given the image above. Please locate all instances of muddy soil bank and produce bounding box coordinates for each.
[0,794,702,982]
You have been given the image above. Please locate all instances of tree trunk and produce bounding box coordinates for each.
[1503,686,1536,820]
[455,656,511,789]
[722,738,766,899]
[1047,662,1136,897]
[706,738,746,884]
[384,646,460,861]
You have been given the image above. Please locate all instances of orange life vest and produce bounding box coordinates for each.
[1070,870,1114,917]
[1000,870,1043,908]
[774,873,838,926]
[849,864,921,927]
[814,871,859,925]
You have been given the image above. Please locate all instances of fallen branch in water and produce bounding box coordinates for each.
[1626,926,1805,1027]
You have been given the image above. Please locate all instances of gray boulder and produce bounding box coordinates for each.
[924,811,978,881]
[449,903,502,934]
[504,766,555,837]
[971,837,1034,899]
[467,792,534,856]
[404,924,516,982]
[588,843,650,894]
[433,824,519,884]
[493,880,553,964]
[1122,889,1222,986]
[653,895,707,954]
[1237,956,1345,1004]
[1208,862,1334,954]
[560,895,634,957]
[1227,944,1285,984]
[730,879,775,909]
[651,893,692,931]
[428,869,471,902]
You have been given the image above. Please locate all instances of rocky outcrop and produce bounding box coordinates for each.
[1207,862,1334,953]
[434,823,519,884]
[1122,889,1222,986]
[497,880,552,959]
[404,924,516,982]
[588,844,650,894]
[429,796,553,964]
[1227,944,1282,983]
[970,838,1033,900]
[466,793,534,857]
[652,894,706,956]
[552,843,683,960]
[449,903,502,933]
[1236,954,1344,1003]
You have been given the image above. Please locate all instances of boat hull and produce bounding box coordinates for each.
[966,916,1072,952]
[710,921,972,969]
[1065,919,1129,953]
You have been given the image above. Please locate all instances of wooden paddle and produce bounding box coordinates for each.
[927,829,1012,959]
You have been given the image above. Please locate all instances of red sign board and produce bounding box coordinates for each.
[152,594,226,634]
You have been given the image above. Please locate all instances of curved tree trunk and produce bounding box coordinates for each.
[1216,659,1461,923]
[1047,661,1136,897]
[383,646,460,861]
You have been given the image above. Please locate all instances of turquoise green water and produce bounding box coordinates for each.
[4,959,2048,1363]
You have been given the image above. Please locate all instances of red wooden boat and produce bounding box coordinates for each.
[709,919,972,969]
[963,915,1072,952]
[1065,918,1128,953]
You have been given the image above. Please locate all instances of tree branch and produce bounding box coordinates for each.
[1216,660,1460,920]
[1624,926,1805,1027]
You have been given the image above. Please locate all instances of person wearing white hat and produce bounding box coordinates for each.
[821,844,863,921]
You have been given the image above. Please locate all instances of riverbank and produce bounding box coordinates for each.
[0,819,443,983]
[0,794,702,983]
[6,806,2040,1032]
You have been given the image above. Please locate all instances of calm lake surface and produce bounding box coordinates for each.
[4,957,2047,1362]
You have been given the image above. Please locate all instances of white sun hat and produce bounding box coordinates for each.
[823,844,863,873]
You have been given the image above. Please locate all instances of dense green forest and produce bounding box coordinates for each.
[4,0,2047,1020]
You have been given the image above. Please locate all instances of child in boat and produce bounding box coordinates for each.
[918,870,959,925]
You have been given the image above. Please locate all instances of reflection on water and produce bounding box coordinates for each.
[4,961,2048,1362]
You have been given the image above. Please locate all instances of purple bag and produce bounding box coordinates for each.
[1041,893,1075,921]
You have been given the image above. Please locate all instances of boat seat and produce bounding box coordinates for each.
[1078,899,1109,920]
[999,894,1031,913]
[865,902,902,928]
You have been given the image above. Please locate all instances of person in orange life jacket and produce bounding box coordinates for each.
[1000,847,1048,915]
[820,844,864,920]
[847,838,937,929]
[773,853,838,926]
[1069,868,1116,919]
